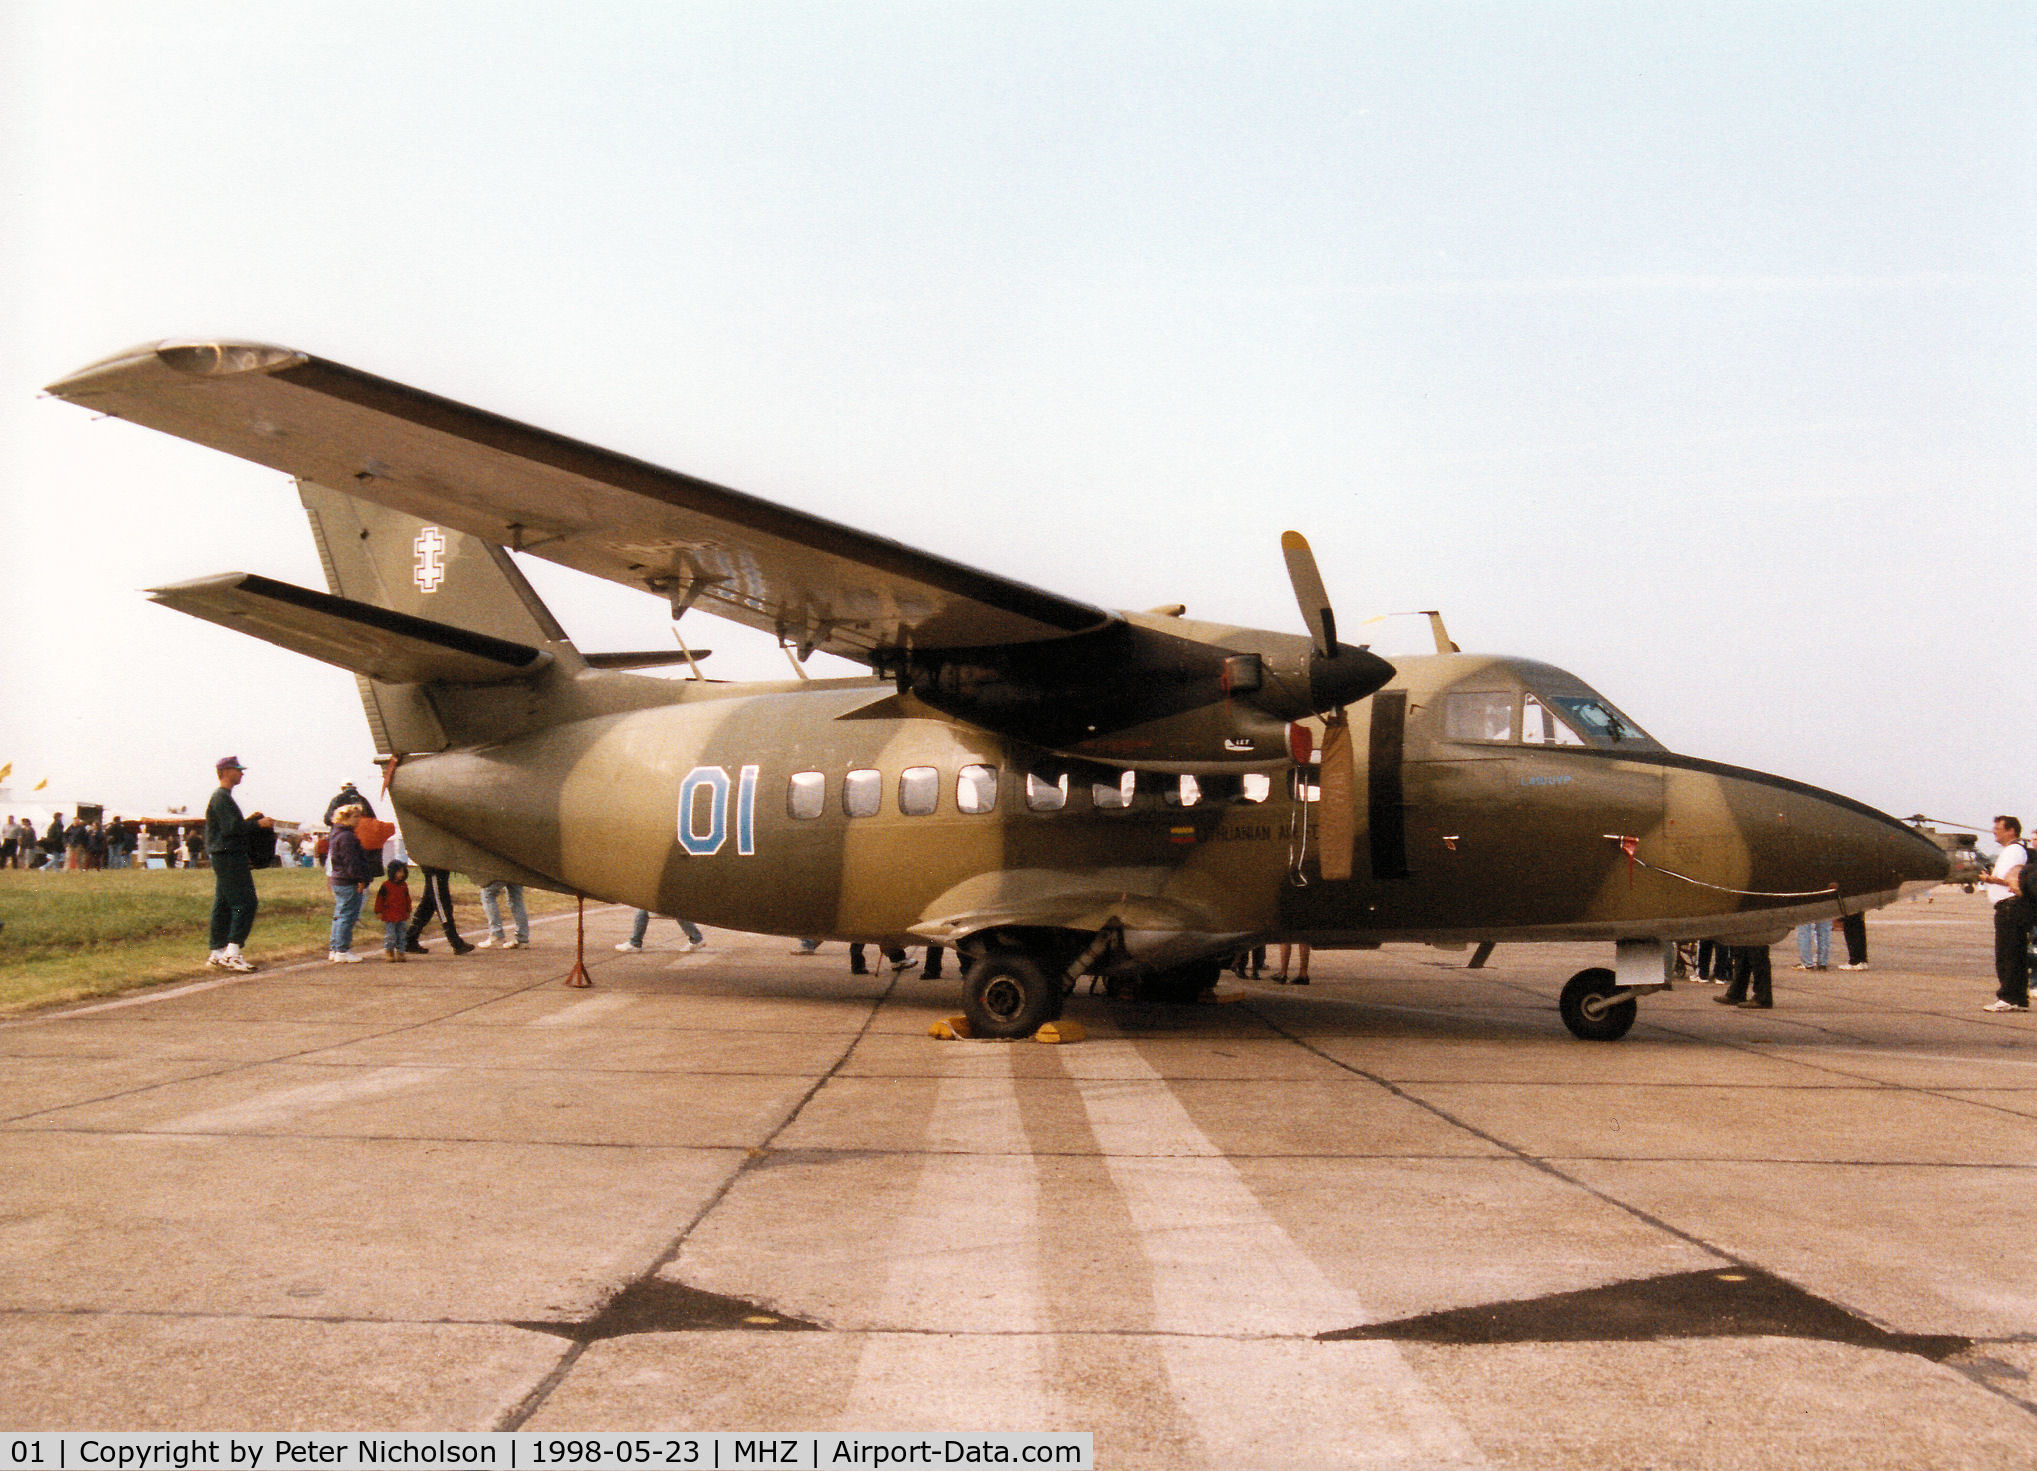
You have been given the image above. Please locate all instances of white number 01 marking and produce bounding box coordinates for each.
[677,765,758,856]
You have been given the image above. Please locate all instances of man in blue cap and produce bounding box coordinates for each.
[206,756,273,972]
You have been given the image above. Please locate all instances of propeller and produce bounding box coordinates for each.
[1278,530,1382,883]
[1275,531,1392,714]
[1281,531,1338,659]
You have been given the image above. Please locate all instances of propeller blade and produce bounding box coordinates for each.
[1281,531,1337,659]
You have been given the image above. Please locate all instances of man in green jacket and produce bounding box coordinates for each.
[206,756,273,972]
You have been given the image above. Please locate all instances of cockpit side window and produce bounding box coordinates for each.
[1443,691,1516,744]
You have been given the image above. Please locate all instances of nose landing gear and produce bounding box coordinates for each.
[1559,939,1675,1041]
[1559,968,1636,1041]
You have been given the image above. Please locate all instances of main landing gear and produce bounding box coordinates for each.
[961,923,1204,1039]
[961,949,1065,1039]
[1558,939,1676,1042]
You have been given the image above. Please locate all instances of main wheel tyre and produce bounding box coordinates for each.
[963,951,1060,1039]
[1559,967,1636,1041]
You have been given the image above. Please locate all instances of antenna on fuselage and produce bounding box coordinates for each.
[669,624,707,681]
[1358,610,1461,655]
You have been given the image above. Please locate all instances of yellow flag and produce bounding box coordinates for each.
[0,762,10,784]
[32,778,48,791]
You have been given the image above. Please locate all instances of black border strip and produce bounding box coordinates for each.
[1369,690,1409,879]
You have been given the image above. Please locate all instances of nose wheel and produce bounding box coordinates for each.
[1559,967,1638,1041]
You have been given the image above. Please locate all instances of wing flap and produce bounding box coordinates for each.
[51,340,1116,660]
[148,573,552,685]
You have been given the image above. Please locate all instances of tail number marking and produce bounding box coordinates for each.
[678,765,760,857]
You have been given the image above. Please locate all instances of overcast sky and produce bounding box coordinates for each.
[2,2,2032,834]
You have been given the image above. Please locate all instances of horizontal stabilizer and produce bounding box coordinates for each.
[148,573,552,685]
[581,649,712,671]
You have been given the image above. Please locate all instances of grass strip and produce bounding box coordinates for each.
[0,868,585,1015]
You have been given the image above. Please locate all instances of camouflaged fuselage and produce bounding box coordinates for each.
[388,650,1946,963]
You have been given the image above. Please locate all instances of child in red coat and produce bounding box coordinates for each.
[374,861,414,963]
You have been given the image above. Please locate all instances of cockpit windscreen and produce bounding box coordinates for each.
[1442,683,1660,751]
[1547,694,1653,747]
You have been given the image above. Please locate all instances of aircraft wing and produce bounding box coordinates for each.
[48,341,1116,661]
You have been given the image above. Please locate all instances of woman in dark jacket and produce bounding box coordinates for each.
[325,806,373,963]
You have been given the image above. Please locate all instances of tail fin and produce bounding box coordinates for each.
[299,478,567,641]
[299,479,573,756]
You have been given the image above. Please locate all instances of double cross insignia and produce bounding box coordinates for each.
[413,526,447,593]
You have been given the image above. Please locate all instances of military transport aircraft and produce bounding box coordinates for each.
[47,340,1948,1040]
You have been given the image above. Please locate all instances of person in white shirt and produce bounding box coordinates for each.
[1980,815,2029,1012]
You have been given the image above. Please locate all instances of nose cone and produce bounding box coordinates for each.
[1890,821,1953,892]
[1751,781,1950,904]
[1666,760,1951,917]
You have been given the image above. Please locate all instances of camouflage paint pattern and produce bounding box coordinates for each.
[44,343,1948,973]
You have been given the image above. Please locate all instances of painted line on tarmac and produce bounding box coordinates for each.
[532,995,636,1027]
[156,1064,444,1133]
[1063,1042,1487,1468]
[844,1045,1051,1426]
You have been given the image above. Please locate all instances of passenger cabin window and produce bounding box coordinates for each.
[957,764,998,814]
[1025,772,1068,812]
[1521,694,1586,746]
[844,769,881,818]
[1092,771,1135,809]
[1163,775,1202,807]
[899,766,939,816]
[1444,691,1515,743]
[787,771,826,819]
[1240,773,1271,803]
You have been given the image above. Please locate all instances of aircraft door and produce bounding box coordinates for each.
[1289,691,1409,887]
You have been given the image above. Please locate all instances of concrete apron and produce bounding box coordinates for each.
[1,887,2035,1467]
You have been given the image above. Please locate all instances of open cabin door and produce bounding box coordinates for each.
[1296,695,1408,885]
